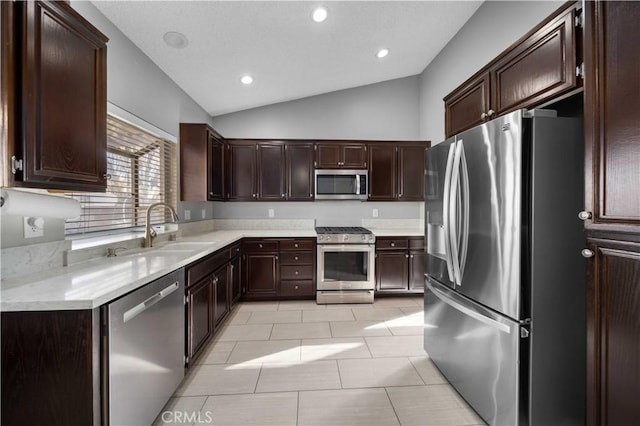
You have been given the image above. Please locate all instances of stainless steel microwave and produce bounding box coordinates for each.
[314,169,368,200]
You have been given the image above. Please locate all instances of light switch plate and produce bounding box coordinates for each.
[24,217,44,239]
[372,208,379,218]
[201,209,206,219]
[184,210,191,220]
[268,209,275,218]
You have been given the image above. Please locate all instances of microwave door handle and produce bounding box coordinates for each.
[355,175,361,195]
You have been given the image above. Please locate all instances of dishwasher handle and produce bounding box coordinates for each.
[123,281,180,323]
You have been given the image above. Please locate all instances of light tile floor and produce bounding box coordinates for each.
[154,296,485,426]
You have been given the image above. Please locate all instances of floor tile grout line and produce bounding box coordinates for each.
[296,391,300,426]
[384,387,403,426]
[407,356,428,386]
[335,359,344,389]
[253,362,264,394]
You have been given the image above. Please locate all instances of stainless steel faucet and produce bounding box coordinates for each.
[144,202,179,248]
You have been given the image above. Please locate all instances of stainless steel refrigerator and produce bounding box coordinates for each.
[424,109,585,425]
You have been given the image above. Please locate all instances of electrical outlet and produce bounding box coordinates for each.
[372,208,379,218]
[184,209,191,220]
[201,209,206,219]
[268,209,275,218]
[24,217,44,239]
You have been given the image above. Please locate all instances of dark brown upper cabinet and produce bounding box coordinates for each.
[2,1,108,191]
[285,143,314,201]
[444,2,581,138]
[257,142,286,200]
[368,142,429,201]
[584,2,640,425]
[180,123,225,201]
[315,142,367,169]
[584,0,640,233]
[226,141,257,201]
[444,73,491,139]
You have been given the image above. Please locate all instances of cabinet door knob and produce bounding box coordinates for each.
[578,211,592,221]
[581,249,594,258]
[103,173,112,180]
[488,109,495,117]
[294,243,299,248]
[259,243,263,248]
[481,113,487,120]
[252,193,256,198]
[390,242,395,247]
[295,271,299,275]
[410,255,414,259]
[405,254,409,258]
[282,193,286,198]
[294,285,299,290]
[294,256,299,261]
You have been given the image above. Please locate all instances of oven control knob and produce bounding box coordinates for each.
[343,235,349,241]
[361,235,366,241]
[318,235,323,241]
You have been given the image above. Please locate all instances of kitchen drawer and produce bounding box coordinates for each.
[186,251,228,287]
[280,251,314,265]
[229,243,241,259]
[280,265,314,280]
[280,239,315,251]
[409,237,425,250]
[243,240,279,252]
[376,238,409,250]
[279,281,315,297]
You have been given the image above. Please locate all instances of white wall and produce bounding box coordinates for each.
[212,76,421,140]
[418,0,564,144]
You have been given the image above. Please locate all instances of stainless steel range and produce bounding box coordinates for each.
[316,226,375,304]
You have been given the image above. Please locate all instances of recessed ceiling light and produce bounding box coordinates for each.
[312,6,328,23]
[376,48,390,59]
[240,75,254,85]
[163,31,188,49]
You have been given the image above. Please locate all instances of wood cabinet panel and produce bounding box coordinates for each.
[585,1,640,231]
[187,278,213,363]
[6,1,108,190]
[368,144,397,201]
[342,144,367,168]
[492,8,576,115]
[280,252,314,265]
[286,143,314,200]
[376,250,408,290]
[209,134,225,200]
[280,265,313,280]
[444,73,490,138]
[377,238,409,251]
[1,310,97,425]
[227,142,256,200]
[243,240,279,252]
[316,142,366,169]
[279,281,315,297]
[180,124,225,201]
[213,264,229,327]
[230,254,241,304]
[409,251,426,291]
[398,145,427,201]
[243,253,278,298]
[587,240,640,425]
[257,143,286,200]
[280,239,315,251]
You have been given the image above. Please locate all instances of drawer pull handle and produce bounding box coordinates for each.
[259,244,263,248]
[390,242,395,247]
[294,256,299,261]
[294,243,299,248]
[295,271,299,275]
[294,285,299,290]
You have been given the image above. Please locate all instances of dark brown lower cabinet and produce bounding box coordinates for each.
[376,250,408,290]
[408,250,426,291]
[213,264,229,327]
[1,309,99,425]
[242,240,279,300]
[587,238,640,425]
[230,253,241,304]
[186,278,213,363]
[376,237,425,293]
[279,238,316,299]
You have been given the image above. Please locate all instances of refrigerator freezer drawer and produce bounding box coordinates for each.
[424,277,526,426]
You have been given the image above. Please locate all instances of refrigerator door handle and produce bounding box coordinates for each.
[426,278,512,334]
[442,143,457,282]
[449,140,463,285]
[459,145,470,278]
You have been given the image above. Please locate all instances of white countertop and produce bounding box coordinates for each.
[1,228,422,312]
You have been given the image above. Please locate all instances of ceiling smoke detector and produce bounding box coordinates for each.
[163,31,188,49]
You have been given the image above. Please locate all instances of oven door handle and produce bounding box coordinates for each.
[318,244,374,252]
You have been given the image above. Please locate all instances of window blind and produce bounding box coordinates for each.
[65,115,177,235]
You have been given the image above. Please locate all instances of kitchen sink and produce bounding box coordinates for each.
[157,242,215,251]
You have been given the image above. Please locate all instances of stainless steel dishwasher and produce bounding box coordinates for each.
[106,269,185,426]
